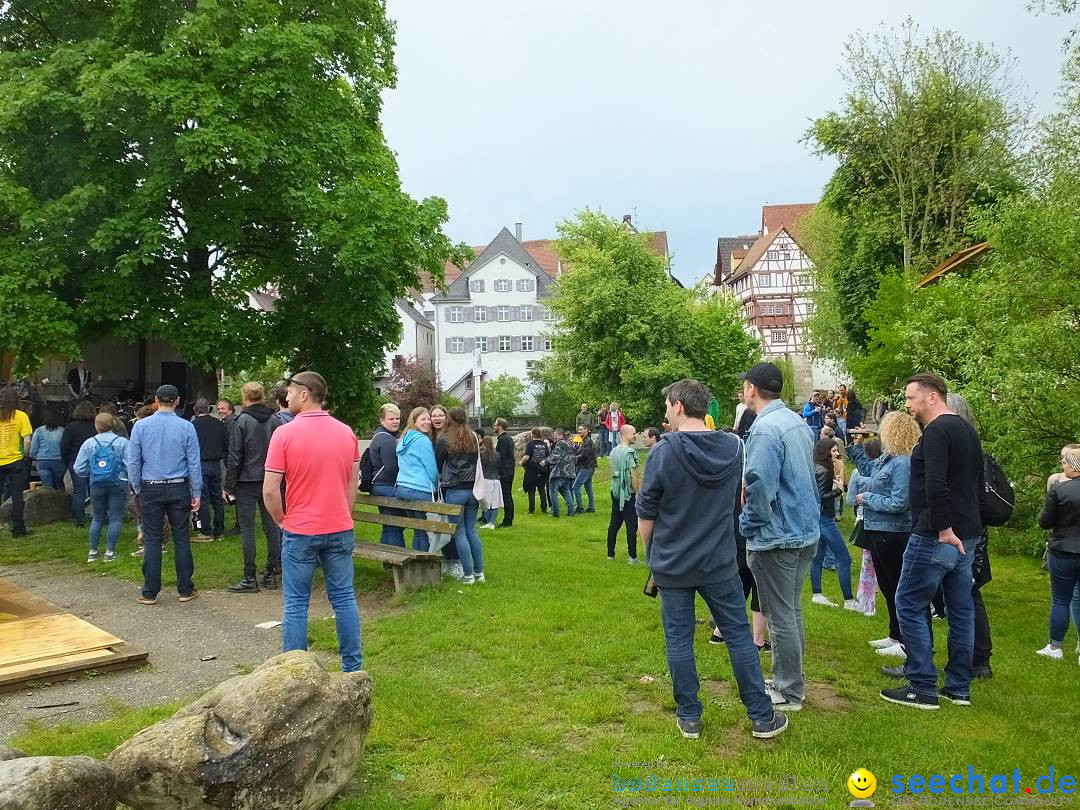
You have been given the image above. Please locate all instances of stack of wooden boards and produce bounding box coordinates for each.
[0,578,147,692]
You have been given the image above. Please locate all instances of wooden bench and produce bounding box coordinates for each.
[352,494,463,592]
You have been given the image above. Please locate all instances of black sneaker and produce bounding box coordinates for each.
[709,630,725,645]
[880,686,939,710]
[941,689,971,706]
[880,665,906,679]
[752,713,789,739]
[227,577,260,593]
[676,717,701,739]
[972,666,993,679]
[224,526,241,537]
[259,572,278,590]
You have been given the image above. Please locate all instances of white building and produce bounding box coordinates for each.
[717,204,843,397]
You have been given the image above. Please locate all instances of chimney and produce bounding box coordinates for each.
[514,222,523,242]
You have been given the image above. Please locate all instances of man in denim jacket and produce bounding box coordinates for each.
[739,364,819,712]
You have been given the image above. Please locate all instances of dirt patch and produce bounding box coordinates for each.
[702,679,732,698]
[805,680,850,712]
[628,697,653,714]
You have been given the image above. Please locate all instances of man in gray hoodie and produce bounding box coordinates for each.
[637,379,788,741]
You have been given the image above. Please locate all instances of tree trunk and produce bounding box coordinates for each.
[185,244,219,403]
[188,363,219,403]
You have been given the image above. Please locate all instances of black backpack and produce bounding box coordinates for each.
[358,446,376,493]
[979,453,1014,527]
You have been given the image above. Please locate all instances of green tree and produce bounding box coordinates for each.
[481,373,525,422]
[547,211,759,427]
[0,0,467,425]
[385,356,442,419]
[802,20,1028,366]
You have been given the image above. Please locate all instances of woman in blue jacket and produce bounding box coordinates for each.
[849,410,921,659]
[395,407,438,551]
[73,412,130,562]
[30,408,67,489]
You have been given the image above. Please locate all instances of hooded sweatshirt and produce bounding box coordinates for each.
[396,428,438,495]
[225,402,275,488]
[635,430,742,588]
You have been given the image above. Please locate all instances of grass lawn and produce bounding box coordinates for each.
[5,461,1080,807]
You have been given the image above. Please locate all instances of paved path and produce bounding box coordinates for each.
[0,561,386,743]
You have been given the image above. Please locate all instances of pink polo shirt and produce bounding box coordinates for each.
[265,410,360,535]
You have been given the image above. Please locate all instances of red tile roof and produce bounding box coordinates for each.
[762,203,815,237]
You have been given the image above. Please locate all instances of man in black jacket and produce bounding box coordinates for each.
[224,382,281,592]
[495,418,516,528]
[192,398,227,541]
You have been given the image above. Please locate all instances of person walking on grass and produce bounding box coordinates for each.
[0,387,32,538]
[191,398,227,542]
[264,371,363,672]
[572,424,597,514]
[225,382,282,593]
[1036,443,1080,664]
[125,384,202,606]
[881,373,983,710]
[637,379,788,741]
[809,439,857,611]
[739,363,819,713]
[434,407,485,584]
[74,412,130,562]
[547,428,577,518]
[608,424,640,564]
[495,418,516,528]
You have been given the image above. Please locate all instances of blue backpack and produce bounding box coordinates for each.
[89,436,122,485]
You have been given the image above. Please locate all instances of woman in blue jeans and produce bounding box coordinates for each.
[1036,443,1080,661]
[434,408,484,584]
[30,408,67,489]
[72,413,130,562]
[810,439,856,609]
[394,407,438,551]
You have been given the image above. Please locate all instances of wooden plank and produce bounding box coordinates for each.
[353,543,441,564]
[355,494,462,516]
[0,614,123,668]
[392,558,442,591]
[354,511,455,534]
[0,643,148,693]
[0,578,65,620]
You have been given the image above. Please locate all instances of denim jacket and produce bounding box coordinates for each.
[847,452,912,533]
[739,399,820,551]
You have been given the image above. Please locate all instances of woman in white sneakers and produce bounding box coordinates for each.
[1037,444,1080,662]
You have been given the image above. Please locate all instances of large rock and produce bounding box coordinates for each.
[0,745,27,761]
[0,755,120,810]
[107,650,373,810]
[0,486,71,526]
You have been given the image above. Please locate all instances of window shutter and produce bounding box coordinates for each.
[511,336,522,352]
[488,306,497,322]
[464,307,474,322]
[464,338,475,353]
[509,306,518,321]
[533,305,542,320]
[445,338,452,352]
[443,308,451,322]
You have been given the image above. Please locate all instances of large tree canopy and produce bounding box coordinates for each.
[535,211,759,428]
[0,0,466,424]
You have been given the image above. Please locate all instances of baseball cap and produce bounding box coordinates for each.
[286,371,327,402]
[739,363,784,394]
[155,384,179,402]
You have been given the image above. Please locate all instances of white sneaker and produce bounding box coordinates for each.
[876,643,907,659]
[87,550,100,562]
[474,572,486,583]
[628,557,640,565]
[103,551,117,562]
[482,523,496,529]
[460,574,475,585]
[451,561,465,580]
[843,599,860,611]
[869,637,898,649]
[811,593,837,607]
[1037,644,1063,660]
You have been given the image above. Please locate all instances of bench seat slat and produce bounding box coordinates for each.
[354,512,454,534]
[352,543,441,563]
[355,494,462,516]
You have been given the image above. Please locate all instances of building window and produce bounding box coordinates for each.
[526,360,539,370]
[767,250,779,261]
[770,330,786,344]
[424,310,435,321]
[450,337,464,353]
[449,306,463,323]
[465,376,473,390]
[470,279,484,293]
[520,305,533,321]
[499,335,511,352]
[543,338,552,351]
[476,336,488,352]
[495,279,511,292]
[474,306,487,322]
[543,306,556,321]
[497,305,511,322]
[758,274,771,288]
[521,335,534,351]
[806,302,815,315]
[517,279,535,292]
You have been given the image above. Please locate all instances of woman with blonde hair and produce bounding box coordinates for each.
[849,410,921,659]
[72,412,130,562]
[395,407,438,551]
[1036,443,1080,661]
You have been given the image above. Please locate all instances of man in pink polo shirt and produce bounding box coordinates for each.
[263,371,363,672]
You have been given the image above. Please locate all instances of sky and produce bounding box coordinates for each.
[380,1,1071,285]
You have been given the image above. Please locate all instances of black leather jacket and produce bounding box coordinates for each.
[435,436,478,490]
[225,404,275,489]
[1040,476,1080,555]
[815,464,842,518]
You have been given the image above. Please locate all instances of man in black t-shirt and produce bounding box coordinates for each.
[881,373,983,711]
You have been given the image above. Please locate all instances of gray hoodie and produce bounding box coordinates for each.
[636,430,742,588]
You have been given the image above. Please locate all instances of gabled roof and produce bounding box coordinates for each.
[762,203,815,237]
[435,227,556,302]
[724,230,782,284]
[713,235,758,285]
[918,242,992,288]
[395,298,433,328]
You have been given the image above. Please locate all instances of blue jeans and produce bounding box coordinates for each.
[572,468,595,512]
[395,485,432,551]
[548,477,575,517]
[811,514,853,600]
[1073,583,1080,638]
[281,529,363,672]
[372,483,405,547]
[1048,551,1080,646]
[483,506,498,525]
[89,482,127,553]
[197,461,225,536]
[70,464,87,526]
[140,482,195,599]
[895,534,979,697]
[444,488,483,577]
[37,459,67,490]
[658,575,773,724]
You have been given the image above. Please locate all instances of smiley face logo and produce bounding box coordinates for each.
[848,768,877,799]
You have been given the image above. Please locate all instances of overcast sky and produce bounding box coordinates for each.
[381,1,1071,284]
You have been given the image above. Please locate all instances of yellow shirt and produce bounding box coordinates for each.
[0,409,32,466]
